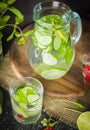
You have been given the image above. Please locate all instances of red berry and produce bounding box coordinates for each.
[82,65,90,81]
[48,126,53,130]
[17,114,24,118]
[85,65,90,71]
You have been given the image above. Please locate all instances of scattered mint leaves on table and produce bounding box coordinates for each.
[41,117,57,130]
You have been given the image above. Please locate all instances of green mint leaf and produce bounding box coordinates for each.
[6,28,16,41]
[41,118,48,126]
[0,15,10,26]
[15,31,21,37]
[15,15,24,25]
[65,46,73,64]
[18,37,25,45]
[23,30,34,37]
[0,2,8,9]
[7,0,16,5]
[0,31,3,40]
[9,7,24,24]
[49,121,57,127]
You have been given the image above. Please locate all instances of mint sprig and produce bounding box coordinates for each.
[41,117,57,130]
[0,0,33,45]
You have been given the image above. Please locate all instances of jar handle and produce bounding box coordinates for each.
[71,12,82,45]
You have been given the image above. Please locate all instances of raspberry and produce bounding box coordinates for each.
[17,114,24,118]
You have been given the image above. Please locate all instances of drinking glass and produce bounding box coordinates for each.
[9,77,44,124]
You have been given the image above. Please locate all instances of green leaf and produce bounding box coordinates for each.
[9,7,24,24]
[65,46,73,64]
[60,99,85,110]
[18,37,25,45]
[0,31,3,40]
[74,102,85,109]
[49,121,57,127]
[0,15,10,27]
[15,31,21,37]
[41,118,48,126]
[0,2,8,9]
[7,0,16,5]
[0,2,8,14]
[23,30,34,37]
[6,28,16,41]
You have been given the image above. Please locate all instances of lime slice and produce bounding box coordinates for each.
[35,31,52,45]
[19,86,37,96]
[14,86,37,103]
[77,111,90,130]
[42,52,57,65]
[41,69,66,79]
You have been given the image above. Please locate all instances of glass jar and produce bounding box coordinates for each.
[28,1,82,80]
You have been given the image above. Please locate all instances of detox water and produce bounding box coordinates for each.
[28,14,75,80]
[9,77,44,124]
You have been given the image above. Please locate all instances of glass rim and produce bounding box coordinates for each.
[34,0,71,10]
[33,0,72,26]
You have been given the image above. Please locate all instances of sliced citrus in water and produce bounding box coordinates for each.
[41,69,66,80]
[42,52,57,65]
[77,111,90,130]
[14,86,38,103]
[13,85,39,117]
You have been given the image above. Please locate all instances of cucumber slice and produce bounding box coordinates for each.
[27,94,39,103]
[53,36,61,50]
[14,86,37,103]
[35,31,52,45]
[41,69,66,79]
[42,52,57,65]
[0,90,3,114]
[37,42,47,49]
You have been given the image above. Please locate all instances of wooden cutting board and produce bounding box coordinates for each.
[10,21,90,98]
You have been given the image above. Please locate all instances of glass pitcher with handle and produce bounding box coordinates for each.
[27,1,82,80]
